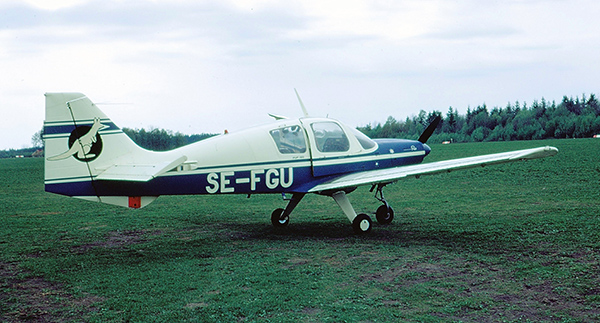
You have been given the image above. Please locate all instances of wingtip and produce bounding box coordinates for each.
[545,146,559,156]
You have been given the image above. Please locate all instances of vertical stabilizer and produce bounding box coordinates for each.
[43,93,158,208]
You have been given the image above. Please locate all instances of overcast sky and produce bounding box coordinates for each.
[1,0,599,149]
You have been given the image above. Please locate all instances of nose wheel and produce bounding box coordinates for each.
[371,184,395,225]
[376,204,394,224]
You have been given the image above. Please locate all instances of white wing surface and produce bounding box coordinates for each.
[308,146,558,193]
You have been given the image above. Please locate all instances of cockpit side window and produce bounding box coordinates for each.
[350,127,377,150]
[270,125,307,154]
[311,122,350,153]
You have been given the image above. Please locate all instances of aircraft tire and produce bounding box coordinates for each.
[375,205,394,225]
[271,208,289,227]
[352,214,372,234]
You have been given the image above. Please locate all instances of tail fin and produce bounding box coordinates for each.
[44,93,162,208]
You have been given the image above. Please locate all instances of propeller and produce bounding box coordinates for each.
[417,115,442,144]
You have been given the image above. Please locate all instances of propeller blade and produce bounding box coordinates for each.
[418,115,441,144]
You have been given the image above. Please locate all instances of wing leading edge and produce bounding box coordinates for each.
[308,146,558,193]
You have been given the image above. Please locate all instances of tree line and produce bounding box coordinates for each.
[121,127,214,151]
[123,93,600,148]
[358,94,600,143]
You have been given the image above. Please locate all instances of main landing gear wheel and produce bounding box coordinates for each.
[376,205,394,225]
[271,208,289,227]
[352,214,372,234]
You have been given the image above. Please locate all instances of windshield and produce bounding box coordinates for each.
[350,127,377,150]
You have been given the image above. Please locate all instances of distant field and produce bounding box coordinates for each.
[1,139,599,322]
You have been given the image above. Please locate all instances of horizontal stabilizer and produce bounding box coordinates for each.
[309,146,558,193]
[96,156,187,182]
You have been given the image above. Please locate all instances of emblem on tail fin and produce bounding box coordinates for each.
[47,118,108,162]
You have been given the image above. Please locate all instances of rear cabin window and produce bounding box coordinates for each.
[270,125,307,154]
[311,122,350,153]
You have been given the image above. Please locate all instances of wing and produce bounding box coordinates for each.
[308,146,558,193]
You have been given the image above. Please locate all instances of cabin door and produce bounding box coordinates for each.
[301,120,354,177]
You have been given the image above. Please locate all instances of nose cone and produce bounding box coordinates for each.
[423,143,431,156]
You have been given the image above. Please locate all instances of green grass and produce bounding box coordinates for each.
[1,139,599,322]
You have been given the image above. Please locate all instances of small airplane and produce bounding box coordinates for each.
[43,92,558,234]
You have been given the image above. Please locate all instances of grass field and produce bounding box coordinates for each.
[1,139,599,322]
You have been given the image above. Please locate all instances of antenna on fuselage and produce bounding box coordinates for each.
[294,88,310,118]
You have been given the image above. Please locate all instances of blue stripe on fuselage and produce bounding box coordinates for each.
[46,166,316,196]
[46,138,430,197]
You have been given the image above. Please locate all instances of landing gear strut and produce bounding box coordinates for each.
[331,191,372,234]
[270,190,381,234]
[371,184,394,225]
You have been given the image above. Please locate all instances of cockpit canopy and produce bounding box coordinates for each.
[269,120,377,155]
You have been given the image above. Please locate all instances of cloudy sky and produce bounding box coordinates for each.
[1,0,599,149]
